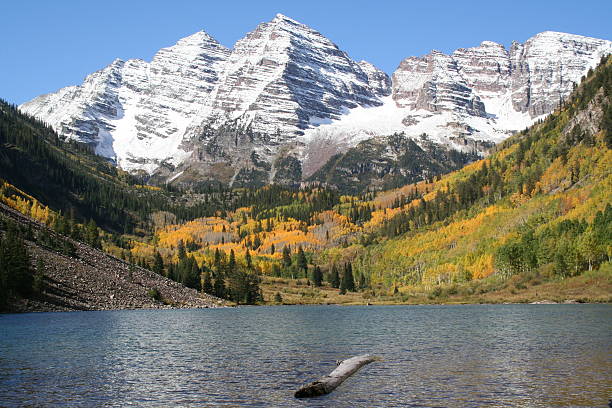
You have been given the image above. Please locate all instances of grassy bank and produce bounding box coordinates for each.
[260,265,612,305]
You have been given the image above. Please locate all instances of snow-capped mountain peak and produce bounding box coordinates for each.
[271,13,304,24]
[18,18,611,187]
[21,28,230,173]
[200,13,389,138]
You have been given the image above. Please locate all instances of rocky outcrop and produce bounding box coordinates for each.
[392,51,487,116]
[515,31,610,117]
[452,41,512,95]
[358,60,392,97]
[393,32,611,120]
[204,14,387,137]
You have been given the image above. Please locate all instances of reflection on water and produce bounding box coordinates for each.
[1,305,610,407]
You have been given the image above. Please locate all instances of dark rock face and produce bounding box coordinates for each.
[174,120,279,188]
[272,155,303,186]
[308,133,480,194]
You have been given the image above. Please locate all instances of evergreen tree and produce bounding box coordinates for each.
[202,269,213,294]
[166,263,176,281]
[329,264,340,288]
[227,267,261,304]
[245,272,262,304]
[253,235,261,249]
[0,224,32,299]
[312,265,323,287]
[229,249,236,272]
[282,245,292,268]
[152,251,164,275]
[214,248,222,271]
[245,248,252,269]
[226,249,237,299]
[187,257,201,290]
[297,246,308,276]
[177,239,187,261]
[342,262,355,292]
[213,272,225,299]
[339,263,355,294]
[212,249,226,298]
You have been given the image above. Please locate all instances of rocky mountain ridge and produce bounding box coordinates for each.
[19,15,611,189]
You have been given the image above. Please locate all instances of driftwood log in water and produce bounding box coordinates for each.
[295,354,381,398]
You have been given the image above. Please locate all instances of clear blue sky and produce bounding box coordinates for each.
[2,0,610,105]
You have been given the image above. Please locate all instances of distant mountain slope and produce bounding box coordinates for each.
[19,15,610,189]
[301,32,611,182]
[20,14,388,180]
[19,32,230,174]
[307,133,481,194]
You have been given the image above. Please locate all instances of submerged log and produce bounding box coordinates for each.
[295,354,381,398]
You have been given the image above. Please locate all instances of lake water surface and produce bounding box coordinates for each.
[1,304,611,407]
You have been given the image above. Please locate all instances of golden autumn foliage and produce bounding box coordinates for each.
[134,184,162,191]
[0,181,52,224]
[467,254,495,280]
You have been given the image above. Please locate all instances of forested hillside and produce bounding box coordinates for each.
[307,134,481,194]
[0,200,224,312]
[0,103,276,233]
[0,101,161,231]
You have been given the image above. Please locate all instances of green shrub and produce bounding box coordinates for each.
[147,288,162,302]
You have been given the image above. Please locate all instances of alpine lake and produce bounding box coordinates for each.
[1,304,610,407]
